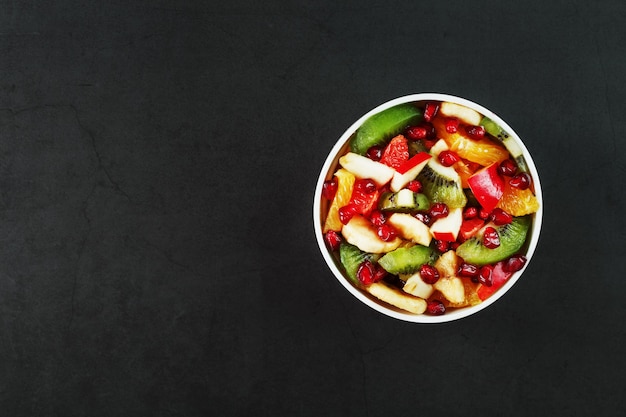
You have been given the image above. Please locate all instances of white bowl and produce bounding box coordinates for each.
[313,93,543,323]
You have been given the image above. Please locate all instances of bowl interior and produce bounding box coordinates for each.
[314,93,543,323]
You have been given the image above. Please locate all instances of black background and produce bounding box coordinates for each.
[1,1,625,415]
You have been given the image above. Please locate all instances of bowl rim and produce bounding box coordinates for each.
[313,93,543,323]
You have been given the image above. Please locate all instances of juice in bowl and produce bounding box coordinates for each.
[313,93,543,323]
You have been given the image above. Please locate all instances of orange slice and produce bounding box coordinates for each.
[323,168,356,232]
[497,181,540,216]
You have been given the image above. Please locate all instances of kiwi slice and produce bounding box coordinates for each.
[480,116,528,172]
[350,104,423,155]
[417,161,468,208]
[455,216,531,266]
[378,189,430,213]
[378,245,436,275]
[339,242,379,286]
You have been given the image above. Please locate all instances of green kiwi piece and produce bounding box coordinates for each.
[378,245,436,275]
[378,190,430,213]
[417,162,468,208]
[455,216,531,266]
[350,104,423,155]
[480,116,528,172]
[339,243,379,286]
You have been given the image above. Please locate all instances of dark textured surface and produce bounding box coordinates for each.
[1,1,625,415]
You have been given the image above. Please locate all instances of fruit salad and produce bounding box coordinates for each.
[319,99,541,317]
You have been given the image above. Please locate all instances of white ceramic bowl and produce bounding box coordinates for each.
[313,93,543,323]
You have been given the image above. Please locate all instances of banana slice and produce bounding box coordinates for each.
[342,215,401,254]
[366,282,427,314]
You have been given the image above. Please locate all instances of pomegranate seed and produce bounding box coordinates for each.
[458,262,479,278]
[369,209,386,227]
[419,264,440,284]
[504,255,527,272]
[426,300,446,315]
[423,139,437,150]
[429,202,449,220]
[438,150,460,167]
[450,241,460,251]
[338,204,357,225]
[414,212,431,226]
[407,180,422,193]
[373,265,388,282]
[357,260,376,285]
[445,118,459,133]
[482,227,501,249]
[465,125,485,140]
[479,208,491,220]
[322,178,338,200]
[377,224,398,241]
[478,265,494,286]
[510,172,531,190]
[324,230,342,251]
[366,145,383,161]
[498,159,517,177]
[463,206,478,219]
[490,208,513,225]
[406,123,435,141]
[423,102,440,122]
[435,239,449,252]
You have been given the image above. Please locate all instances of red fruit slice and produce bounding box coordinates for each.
[379,135,409,169]
[459,218,485,241]
[348,179,380,217]
[476,261,512,301]
[395,151,431,175]
[468,162,504,212]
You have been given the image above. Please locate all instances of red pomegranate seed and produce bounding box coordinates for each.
[445,118,459,133]
[338,204,357,225]
[478,265,494,286]
[482,227,501,249]
[373,264,388,282]
[435,240,449,252]
[423,102,440,122]
[504,255,527,272]
[510,172,531,190]
[426,300,446,315]
[407,180,422,193]
[369,209,386,227]
[490,208,513,225]
[366,145,383,161]
[406,123,436,141]
[450,241,460,251]
[463,206,478,219]
[322,178,338,200]
[377,224,398,241]
[438,150,460,167]
[420,264,440,284]
[458,262,479,278]
[429,202,449,220]
[414,212,431,226]
[324,230,342,251]
[498,159,517,177]
[357,260,375,285]
[465,125,485,140]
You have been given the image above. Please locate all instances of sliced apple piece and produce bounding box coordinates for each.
[428,139,449,157]
[402,271,434,299]
[339,152,395,187]
[342,215,401,253]
[387,213,432,247]
[433,276,465,304]
[439,102,482,126]
[390,152,431,192]
[429,207,463,242]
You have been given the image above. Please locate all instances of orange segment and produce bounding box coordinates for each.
[433,117,509,166]
[497,181,540,216]
[455,159,480,189]
[323,169,356,232]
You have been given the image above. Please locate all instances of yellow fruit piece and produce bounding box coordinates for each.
[497,181,540,216]
[323,168,355,232]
